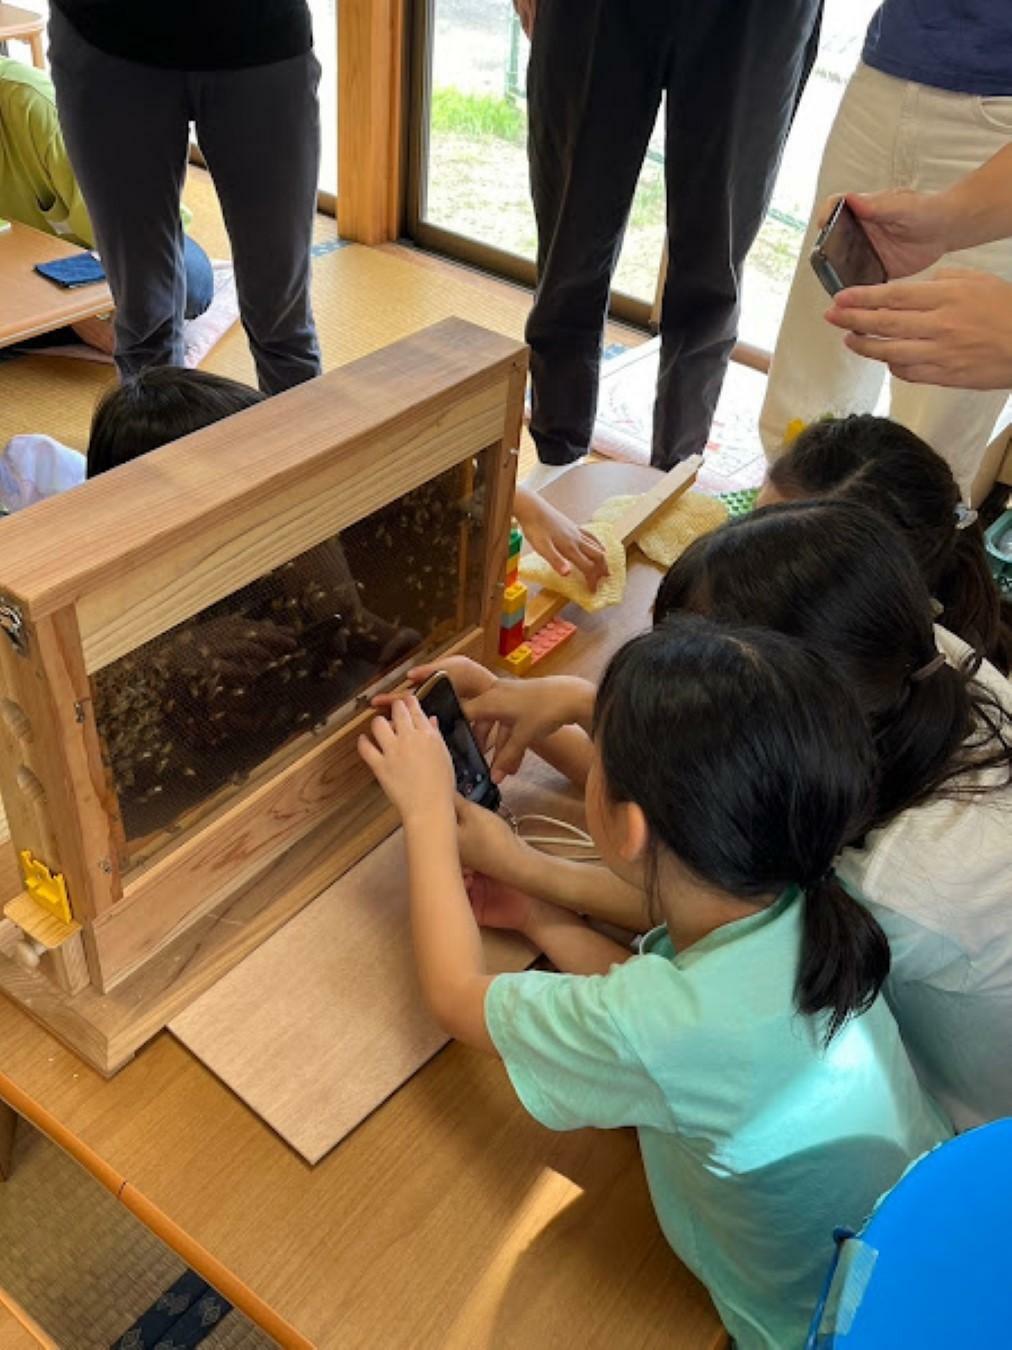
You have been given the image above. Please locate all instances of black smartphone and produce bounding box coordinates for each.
[416,672,502,813]
[810,199,887,297]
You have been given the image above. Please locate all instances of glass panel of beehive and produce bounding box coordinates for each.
[90,454,489,862]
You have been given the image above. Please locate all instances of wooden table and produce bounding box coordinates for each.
[0,464,727,1349]
[0,222,112,348]
[0,5,45,69]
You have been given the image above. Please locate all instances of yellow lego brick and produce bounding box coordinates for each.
[502,581,528,618]
[504,643,533,675]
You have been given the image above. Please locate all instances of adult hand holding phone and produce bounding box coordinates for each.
[826,268,1012,390]
[818,144,1012,390]
[818,189,952,281]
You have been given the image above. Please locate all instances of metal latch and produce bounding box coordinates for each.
[0,598,27,655]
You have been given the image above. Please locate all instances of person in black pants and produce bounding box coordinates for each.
[46,0,322,394]
[523,0,823,469]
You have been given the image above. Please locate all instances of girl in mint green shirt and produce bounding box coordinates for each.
[359,615,950,1349]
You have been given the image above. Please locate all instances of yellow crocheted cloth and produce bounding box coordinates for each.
[592,489,728,569]
[518,520,627,612]
[518,490,727,612]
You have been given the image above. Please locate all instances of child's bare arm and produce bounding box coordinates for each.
[471,876,631,976]
[525,900,633,976]
[456,799,650,930]
[531,724,594,788]
[359,697,498,1054]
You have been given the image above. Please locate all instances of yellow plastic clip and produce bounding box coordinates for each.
[19,850,72,926]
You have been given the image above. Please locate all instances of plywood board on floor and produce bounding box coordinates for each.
[169,828,536,1164]
[166,744,588,1167]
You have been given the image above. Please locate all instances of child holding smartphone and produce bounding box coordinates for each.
[434,500,1012,1131]
[360,615,949,1350]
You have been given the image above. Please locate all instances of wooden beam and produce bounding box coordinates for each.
[338,0,406,243]
[0,1097,15,1182]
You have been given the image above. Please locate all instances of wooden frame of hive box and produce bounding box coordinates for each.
[0,318,527,1074]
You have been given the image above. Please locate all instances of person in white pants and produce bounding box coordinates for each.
[760,3,1012,500]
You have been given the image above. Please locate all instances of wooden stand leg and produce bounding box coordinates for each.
[0,1098,17,1181]
[40,934,90,996]
[28,32,45,68]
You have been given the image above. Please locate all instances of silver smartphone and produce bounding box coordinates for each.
[810,199,887,297]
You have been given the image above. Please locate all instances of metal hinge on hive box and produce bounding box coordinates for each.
[0,596,27,655]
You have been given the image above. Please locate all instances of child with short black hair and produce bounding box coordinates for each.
[86,366,263,477]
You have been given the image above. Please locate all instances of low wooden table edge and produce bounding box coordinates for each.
[0,1073,310,1347]
[0,222,113,348]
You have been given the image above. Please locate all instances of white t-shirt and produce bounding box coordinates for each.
[0,434,84,512]
[838,626,1012,1131]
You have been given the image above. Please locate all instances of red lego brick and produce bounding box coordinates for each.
[529,618,576,665]
[499,620,526,656]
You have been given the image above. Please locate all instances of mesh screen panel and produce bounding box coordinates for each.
[91,454,489,861]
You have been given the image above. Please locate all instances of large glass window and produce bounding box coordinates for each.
[412,0,881,338]
[415,0,661,301]
[309,0,338,196]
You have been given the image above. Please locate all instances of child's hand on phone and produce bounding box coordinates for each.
[465,675,597,780]
[372,656,501,752]
[372,655,497,708]
[358,697,454,823]
[406,655,497,702]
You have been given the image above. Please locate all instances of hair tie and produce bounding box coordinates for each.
[910,651,946,682]
[805,866,836,892]
[954,503,978,531]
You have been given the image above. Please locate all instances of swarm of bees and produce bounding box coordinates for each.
[91,465,487,844]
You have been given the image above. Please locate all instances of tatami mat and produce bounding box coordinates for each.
[0,1121,275,1349]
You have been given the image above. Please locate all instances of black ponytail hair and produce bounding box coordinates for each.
[768,414,1012,674]
[655,498,1012,829]
[594,616,889,1042]
[87,367,265,479]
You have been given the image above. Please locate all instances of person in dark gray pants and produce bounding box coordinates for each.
[524,0,823,468]
[47,0,321,394]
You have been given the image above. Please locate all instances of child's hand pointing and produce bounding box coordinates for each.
[358,696,454,823]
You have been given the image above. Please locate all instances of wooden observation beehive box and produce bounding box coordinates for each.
[0,319,526,1073]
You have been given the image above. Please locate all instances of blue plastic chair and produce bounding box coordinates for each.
[806,1119,1012,1347]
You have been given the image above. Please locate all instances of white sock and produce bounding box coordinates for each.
[522,458,584,493]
